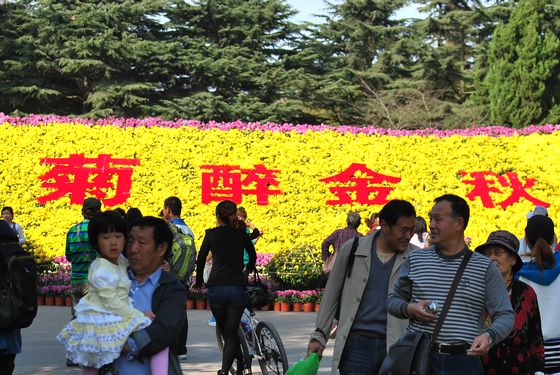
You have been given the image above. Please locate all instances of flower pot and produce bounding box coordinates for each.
[260,303,270,311]
[195,300,206,310]
[292,302,302,312]
[65,296,73,306]
[206,301,211,310]
[303,302,314,313]
[186,299,195,310]
[280,302,291,312]
[45,296,54,306]
[273,301,281,311]
[55,296,64,306]
[314,303,320,312]
[37,295,44,306]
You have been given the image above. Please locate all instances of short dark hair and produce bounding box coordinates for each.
[434,194,470,229]
[379,200,416,226]
[164,196,182,216]
[88,211,128,250]
[1,206,13,216]
[130,216,173,258]
[216,200,245,230]
[415,216,427,237]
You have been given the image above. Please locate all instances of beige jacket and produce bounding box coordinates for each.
[310,232,416,374]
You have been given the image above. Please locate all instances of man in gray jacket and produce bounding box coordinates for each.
[387,194,514,375]
[307,200,418,375]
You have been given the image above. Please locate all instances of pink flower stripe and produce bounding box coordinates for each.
[2,113,560,137]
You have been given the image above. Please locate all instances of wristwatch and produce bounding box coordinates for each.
[484,331,494,346]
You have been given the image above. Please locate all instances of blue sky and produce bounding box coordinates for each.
[286,0,424,23]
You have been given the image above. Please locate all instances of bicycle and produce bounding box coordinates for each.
[216,306,289,375]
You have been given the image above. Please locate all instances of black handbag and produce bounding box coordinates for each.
[379,250,472,375]
[246,270,269,308]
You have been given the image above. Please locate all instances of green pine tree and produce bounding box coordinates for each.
[154,0,304,122]
[483,0,560,127]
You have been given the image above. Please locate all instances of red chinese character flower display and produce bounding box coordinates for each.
[37,154,140,206]
[320,163,401,206]
[201,164,282,205]
[460,171,549,209]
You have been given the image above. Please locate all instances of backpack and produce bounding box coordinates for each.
[168,223,196,286]
[0,242,38,329]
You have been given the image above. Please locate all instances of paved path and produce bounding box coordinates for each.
[15,306,334,374]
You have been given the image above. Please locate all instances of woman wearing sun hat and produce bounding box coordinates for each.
[517,215,560,374]
[476,230,545,375]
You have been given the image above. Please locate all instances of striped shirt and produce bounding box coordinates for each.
[65,220,97,287]
[388,247,514,344]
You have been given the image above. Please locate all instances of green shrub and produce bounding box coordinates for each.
[266,243,325,290]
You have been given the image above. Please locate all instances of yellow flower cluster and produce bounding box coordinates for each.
[1,121,559,262]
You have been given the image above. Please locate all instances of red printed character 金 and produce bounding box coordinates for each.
[460,171,549,209]
[320,163,401,205]
[37,154,140,206]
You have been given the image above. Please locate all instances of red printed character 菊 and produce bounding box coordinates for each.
[320,163,401,205]
[37,154,140,206]
[460,171,549,209]
[201,164,282,205]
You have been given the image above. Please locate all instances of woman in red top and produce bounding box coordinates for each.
[476,230,545,375]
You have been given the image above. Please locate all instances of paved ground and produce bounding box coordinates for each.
[14,306,334,374]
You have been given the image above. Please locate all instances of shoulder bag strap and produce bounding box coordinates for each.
[430,249,472,343]
[345,236,361,278]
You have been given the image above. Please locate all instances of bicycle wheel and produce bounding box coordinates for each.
[215,325,252,375]
[255,320,289,375]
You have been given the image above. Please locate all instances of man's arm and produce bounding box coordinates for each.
[309,239,352,351]
[195,232,210,286]
[387,255,435,322]
[321,231,337,261]
[483,262,514,344]
[387,256,413,318]
[131,279,187,356]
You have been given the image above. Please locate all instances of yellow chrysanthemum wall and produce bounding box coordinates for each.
[1,117,559,262]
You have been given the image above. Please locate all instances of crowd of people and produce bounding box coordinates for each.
[1,194,559,375]
[315,196,560,375]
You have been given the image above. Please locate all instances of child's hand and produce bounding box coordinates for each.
[144,311,156,320]
[161,261,170,272]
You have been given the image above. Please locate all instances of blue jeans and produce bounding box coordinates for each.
[207,285,248,308]
[431,353,482,375]
[339,333,386,375]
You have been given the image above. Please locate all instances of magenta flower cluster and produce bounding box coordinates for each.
[275,289,321,303]
[3,113,560,138]
[40,284,72,297]
[256,253,274,268]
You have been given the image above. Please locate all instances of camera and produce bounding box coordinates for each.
[425,301,439,314]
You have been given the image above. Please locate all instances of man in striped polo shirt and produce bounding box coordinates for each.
[388,194,514,375]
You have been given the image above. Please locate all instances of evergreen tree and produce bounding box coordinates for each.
[483,0,560,127]
[298,0,409,125]
[1,0,173,117]
[155,0,303,122]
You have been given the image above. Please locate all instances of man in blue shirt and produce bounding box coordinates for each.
[116,216,187,375]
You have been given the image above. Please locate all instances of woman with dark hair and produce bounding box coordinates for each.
[1,207,26,245]
[365,212,380,235]
[409,216,429,248]
[476,230,544,375]
[195,200,256,375]
[517,215,560,374]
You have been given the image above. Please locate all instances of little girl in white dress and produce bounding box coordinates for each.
[58,211,168,374]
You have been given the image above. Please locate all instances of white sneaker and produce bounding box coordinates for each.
[208,316,216,326]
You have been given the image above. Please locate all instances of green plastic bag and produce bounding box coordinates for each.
[285,353,320,375]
